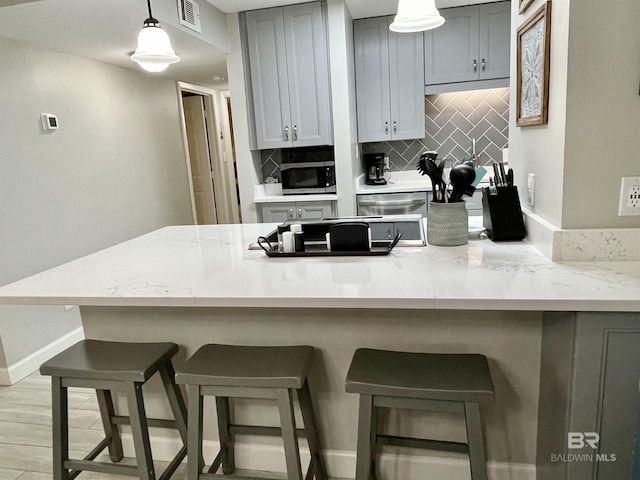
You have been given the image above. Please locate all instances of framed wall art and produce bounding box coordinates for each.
[516,1,552,127]
[519,0,535,14]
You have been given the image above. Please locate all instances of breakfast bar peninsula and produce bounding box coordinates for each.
[0,223,639,480]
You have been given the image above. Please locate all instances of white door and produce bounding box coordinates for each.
[183,95,217,225]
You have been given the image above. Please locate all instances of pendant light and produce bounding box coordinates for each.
[131,0,180,72]
[389,0,445,33]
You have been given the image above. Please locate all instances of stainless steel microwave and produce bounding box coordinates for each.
[280,161,336,195]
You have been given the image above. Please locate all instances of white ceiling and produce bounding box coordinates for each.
[0,0,228,87]
[206,0,492,18]
[0,0,493,87]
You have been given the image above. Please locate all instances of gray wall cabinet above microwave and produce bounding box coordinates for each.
[424,1,510,93]
[245,2,333,150]
[354,16,425,143]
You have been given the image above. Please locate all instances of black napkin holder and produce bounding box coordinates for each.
[481,186,526,241]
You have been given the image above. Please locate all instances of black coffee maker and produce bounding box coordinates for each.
[364,153,387,185]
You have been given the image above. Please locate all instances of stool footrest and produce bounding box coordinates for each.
[111,415,179,430]
[228,424,307,438]
[64,460,139,477]
[200,472,286,480]
[377,434,469,454]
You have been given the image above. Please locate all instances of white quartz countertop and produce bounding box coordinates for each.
[1,224,640,312]
[356,171,433,194]
[253,185,338,203]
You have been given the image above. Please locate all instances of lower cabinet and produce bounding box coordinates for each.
[259,201,336,223]
[538,312,640,480]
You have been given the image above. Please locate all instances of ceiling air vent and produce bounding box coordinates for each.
[178,0,202,34]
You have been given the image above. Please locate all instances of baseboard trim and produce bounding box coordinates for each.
[0,326,84,385]
[117,432,535,480]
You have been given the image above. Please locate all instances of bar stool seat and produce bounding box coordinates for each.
[346,348,495,480]
[40,340,188,480]
[176,343,327,480]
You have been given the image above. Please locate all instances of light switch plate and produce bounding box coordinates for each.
[619,176,640,216]
[527,173,535,207]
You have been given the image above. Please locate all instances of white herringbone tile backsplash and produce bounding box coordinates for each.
[362,87,509,171]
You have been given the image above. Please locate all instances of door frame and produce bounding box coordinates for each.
[218,90,241,223]
[177,81,233,224]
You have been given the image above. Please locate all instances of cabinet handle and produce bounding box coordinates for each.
[385,121,389,134]
[481,58,486,72]
[284,126,289,141]
[473,59,477,72]
[293,125,298,141]
[298,208,303,217]
[393,121,397,133]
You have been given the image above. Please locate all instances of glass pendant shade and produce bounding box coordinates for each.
[390,0,445,32]
[131,21,180,72]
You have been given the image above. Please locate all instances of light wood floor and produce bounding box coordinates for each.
[0,371,343,480]
[0,370,190,480]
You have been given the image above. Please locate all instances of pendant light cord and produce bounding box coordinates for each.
[146,0,153,18]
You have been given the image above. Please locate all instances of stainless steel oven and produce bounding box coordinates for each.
[281,161,336,195]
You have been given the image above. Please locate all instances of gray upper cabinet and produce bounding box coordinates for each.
[354,16,424,143]
[245,2,332,150]
[424,1,510,86]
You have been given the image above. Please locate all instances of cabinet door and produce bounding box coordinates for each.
[478,2,511,80]
[284,2,333,147]
[246,8,292,149]
[261,203,296,223]
[388,17,424,141]
[424,6,479,84]
[296,201,334,220]
[354,17,392,143]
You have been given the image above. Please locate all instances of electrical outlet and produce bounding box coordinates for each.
[384,156,390,170]
[619,176,640,216]
[527,173,535,207]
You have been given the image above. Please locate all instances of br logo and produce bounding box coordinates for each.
[568,432,600,449]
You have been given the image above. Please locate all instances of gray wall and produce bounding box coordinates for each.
[0,38,194,368]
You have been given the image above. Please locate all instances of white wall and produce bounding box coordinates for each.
[328,0,360,217]
[0,37,194,379]
[507,0,570,228]
[509,0,640,230]
[562,0,640,228]
[226,13,262,223]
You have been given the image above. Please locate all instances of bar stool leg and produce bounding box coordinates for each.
[464,402,489,480]
[187,385,204,480]
[355,394,375,480]
[52,377,70,480]
[276,389,303,480]
[95,389,124,462]
[159,363,189,444]
[215,396,235,474]
[297,380,327,480]
[126,383,156,480]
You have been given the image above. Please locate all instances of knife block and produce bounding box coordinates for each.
[481,186,526,241]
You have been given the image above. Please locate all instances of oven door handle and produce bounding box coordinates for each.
[358,199,425,207]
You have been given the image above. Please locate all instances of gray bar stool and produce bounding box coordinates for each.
[345,348,495,480]
[175,344,327,480]
[39,340,188,480]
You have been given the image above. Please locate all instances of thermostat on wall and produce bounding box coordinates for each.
[41,113,59,132]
